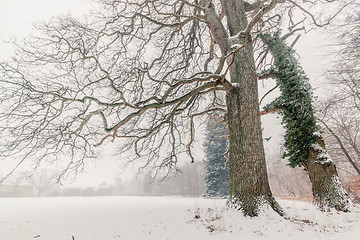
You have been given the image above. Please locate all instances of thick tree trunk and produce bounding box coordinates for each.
[223,0,283,217]
[226,84,283,216]
[204,0,282,216]
[305,138,352,212]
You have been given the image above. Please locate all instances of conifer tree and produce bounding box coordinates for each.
[204,119,229,197]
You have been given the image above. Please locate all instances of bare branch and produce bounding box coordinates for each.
[288,0,353,27]
[259,84,278,105]
[243,0,278,36]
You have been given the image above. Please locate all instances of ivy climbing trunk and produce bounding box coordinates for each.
[204,0,283,216]
[260,33,352,212]
[305,138,351,211]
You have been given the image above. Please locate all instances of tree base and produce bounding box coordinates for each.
[307,138,353,212]
[227,195,284,217]
[312,175,353,212]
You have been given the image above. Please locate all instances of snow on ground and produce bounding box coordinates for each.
[0,196,359,240]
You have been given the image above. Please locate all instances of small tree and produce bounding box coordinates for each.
[204,119,229,197]
[28,170,56,197]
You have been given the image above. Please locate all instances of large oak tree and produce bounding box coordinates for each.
[0,0,351,216]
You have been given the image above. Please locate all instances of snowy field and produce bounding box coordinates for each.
[0,196,359,240]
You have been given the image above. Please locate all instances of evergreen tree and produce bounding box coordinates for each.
[204,119,229,197]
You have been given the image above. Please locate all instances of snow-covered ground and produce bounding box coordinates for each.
[0,196,359,240]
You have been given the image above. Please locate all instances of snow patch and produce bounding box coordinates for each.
[0,196,359,240]
[313,131,322,138]
[311,143,334,164]
[231,82,240,88]
[229,44,245,50]
[228,31,243,42]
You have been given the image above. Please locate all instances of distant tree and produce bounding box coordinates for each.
[204,119,229,197]
[139,162,205,196]
[82,187,96,196]
[319,8,360,176]
[113,177,125,194]
[9,173,27,197]
[318,101,360,176]
[61,187,83,196]
[180,161,205,196]
[28,170,56,197]
[143,171,153,195]
[266,151,312,200]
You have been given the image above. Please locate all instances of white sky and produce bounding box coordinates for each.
[0,0,332,187]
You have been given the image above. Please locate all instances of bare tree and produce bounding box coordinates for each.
[144,161,205,196]
[28,170,56,197]
[319,100,360,175]
[319,6,360,175]
[0,0,351,215]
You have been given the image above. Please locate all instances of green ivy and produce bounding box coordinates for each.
[260,33,319,167]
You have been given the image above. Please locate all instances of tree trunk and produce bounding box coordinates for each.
[204,0,282,216]
[305,138,352,212]
[223,0,283,217]
[226,84,283,216]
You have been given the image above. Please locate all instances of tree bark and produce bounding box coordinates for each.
[204,0,282,216]
[223,0,283,216]
[226,85,283,216]
[305,138,352,211]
